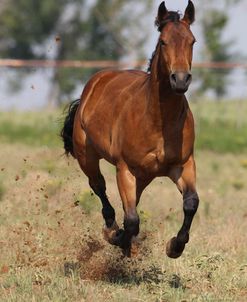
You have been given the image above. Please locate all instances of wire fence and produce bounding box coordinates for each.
[0,59,246,110]
[0,59,247,69]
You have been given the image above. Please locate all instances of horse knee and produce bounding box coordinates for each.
[124,213,140,236]
[183,192,199,216]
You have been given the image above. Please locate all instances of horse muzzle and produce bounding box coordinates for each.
[169,71,192,94]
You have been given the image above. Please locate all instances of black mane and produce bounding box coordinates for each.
[147,46,159,73]
[147,11,181,73]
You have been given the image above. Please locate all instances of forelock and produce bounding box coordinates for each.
[156,11,182,32]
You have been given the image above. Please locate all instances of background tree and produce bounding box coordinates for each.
[196,10,232,98]
[195,0,241,99]
[0,0,151,106]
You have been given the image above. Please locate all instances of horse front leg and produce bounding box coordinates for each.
[112,162,139,257]
[111,162,152,257]
[167,156,199,258]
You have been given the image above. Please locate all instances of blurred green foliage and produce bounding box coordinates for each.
[0,101,246,153]
[0,0,151,104]
[0,0,74,59]
[195,1,240,98]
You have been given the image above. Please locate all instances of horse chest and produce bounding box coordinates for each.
[133,137,192,177]
[141,150,166,174]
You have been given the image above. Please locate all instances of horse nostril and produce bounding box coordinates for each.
[170,72,192,91]
[170,73,177,84]
[185,73,192,85]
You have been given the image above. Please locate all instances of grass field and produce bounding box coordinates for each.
[0,101,247,301]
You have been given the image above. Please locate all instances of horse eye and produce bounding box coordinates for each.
[160,40,167,46]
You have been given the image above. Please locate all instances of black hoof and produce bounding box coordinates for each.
[111,229,125,247]
[166,237,185,259]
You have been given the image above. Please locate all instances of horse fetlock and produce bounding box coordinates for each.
[166,236,186,259]
[111,229,125,247]
[177,231,189,244]
[105,218,115,228]
[124,215,140,237]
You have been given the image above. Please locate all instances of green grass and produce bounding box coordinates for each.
[0,102,247,301]
[196,117,247,152]
[0,142,247,301]
[74,190,101,214]
[0,179,5,201]
[191,100,247,153]
[1,100,247,153]
[0,111,62,147]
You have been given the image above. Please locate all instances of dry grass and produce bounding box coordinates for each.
[0,142,247,301]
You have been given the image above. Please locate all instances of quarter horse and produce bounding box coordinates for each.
[61,0,199,258]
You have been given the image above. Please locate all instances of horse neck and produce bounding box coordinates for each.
[148,46,187,124]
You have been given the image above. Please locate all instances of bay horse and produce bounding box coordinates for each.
[61,0,199,258]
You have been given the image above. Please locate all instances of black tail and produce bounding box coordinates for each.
[61,99,80,157]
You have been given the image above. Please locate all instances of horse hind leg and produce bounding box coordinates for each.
[88,167,120,245]
[80,156,120,243]
[73,129,119,244]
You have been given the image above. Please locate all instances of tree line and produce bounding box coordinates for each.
[0,0,242,106]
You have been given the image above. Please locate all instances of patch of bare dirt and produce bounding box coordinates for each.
[62,232,166,285]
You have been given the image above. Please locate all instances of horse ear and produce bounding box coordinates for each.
[155,1,168,31]
[182,0,195,25]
